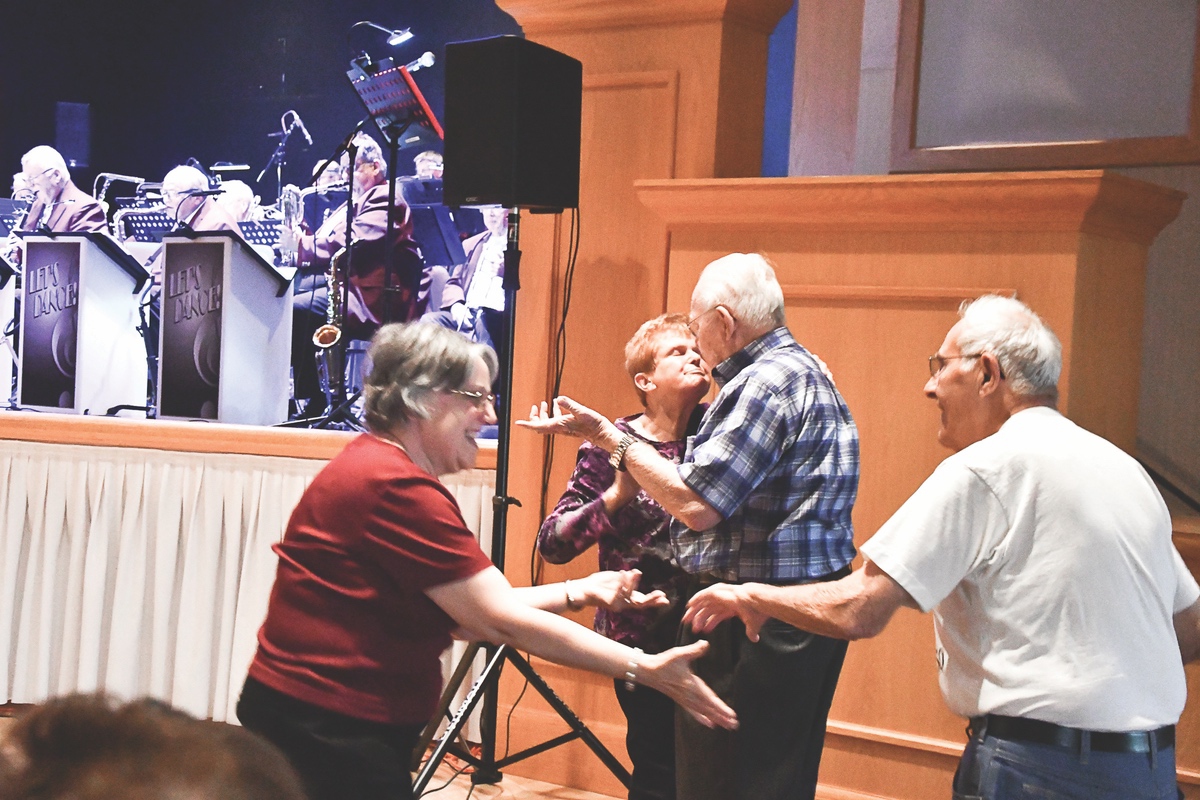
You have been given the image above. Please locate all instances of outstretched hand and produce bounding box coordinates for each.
[639,640,738,730]
[515,397,615,447]
[579,569,669,612]
[683,583,769,642]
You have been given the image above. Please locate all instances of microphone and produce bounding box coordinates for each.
[96,172,145,185]
[405,51,435,73]
[184,189,226,197]
[290,113,314,146]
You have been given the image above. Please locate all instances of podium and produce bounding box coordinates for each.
[157,230,294,425]
[17,232,149,415]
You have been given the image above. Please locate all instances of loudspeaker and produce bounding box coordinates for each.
[55,102,91,169]
[443,36,581,211]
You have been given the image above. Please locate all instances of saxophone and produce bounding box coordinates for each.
[312,246,345,404]
[277,183,303,268]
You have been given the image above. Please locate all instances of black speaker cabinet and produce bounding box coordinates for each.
[55,102,91,169]
[443,36,582,211]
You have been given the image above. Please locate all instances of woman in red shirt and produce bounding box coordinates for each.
[238,322,736,800]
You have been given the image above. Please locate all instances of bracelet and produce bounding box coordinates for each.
[623,647,643,691]
[608,433,636,471]
[564,579,584,612]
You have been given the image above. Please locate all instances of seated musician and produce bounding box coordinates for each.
[278,133,423,414]
[214,179,260,223]
[160,165,241,234]
[5,146,106,267]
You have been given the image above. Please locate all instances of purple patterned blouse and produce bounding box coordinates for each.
[537,409,704,653]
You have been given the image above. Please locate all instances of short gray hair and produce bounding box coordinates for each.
[692,253,786,331]
[956,295,1061,400]
[353,134,387,177]
[21,145,69,186]
[363,322,498,431]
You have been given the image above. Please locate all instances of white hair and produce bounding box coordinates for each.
[352,134,387,177]
[162,165,210,194]
[956,295,1061,400]
[21,145,69,186]
[692,253,786,331]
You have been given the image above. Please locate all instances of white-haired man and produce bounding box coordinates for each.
[520,253,860,800]
[17,145,106,235]
[685,294,1200,799]
[159,165,240,234]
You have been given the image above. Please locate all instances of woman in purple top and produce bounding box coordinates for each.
[537,314,710,800]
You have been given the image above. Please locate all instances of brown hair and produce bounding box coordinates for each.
[0,694,306,800]
[623,313,692,406]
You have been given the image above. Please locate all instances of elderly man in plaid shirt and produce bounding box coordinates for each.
[520,252,860,800]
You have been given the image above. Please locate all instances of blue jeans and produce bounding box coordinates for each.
[953,727,1180,800]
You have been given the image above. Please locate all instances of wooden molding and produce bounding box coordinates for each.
[636,172,1185,243]
[498,0,794,35]
[0,412,498,471]
[782,285,1015,307]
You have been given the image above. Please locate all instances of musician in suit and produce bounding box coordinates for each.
[18,146,106,234]
[280,133,423,413]
[423,205,508,392]
[4,146,107,267]
[160,166,241,235]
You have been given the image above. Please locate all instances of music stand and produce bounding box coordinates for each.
[346,56,443,323]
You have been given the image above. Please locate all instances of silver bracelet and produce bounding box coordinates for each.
[624,647,643,691]
[565,579,583,612]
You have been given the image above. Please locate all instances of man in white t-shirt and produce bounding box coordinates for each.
[683,294,1200,799]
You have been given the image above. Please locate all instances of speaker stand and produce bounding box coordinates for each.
[412,209,630,793]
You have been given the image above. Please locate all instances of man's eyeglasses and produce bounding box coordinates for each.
[927,353,983,378]
[449,389,496,408]
[687,304,723,335]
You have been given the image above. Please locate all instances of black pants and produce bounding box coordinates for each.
[237,676,424,800]
[615,679,677,800]
[675,613,848,800]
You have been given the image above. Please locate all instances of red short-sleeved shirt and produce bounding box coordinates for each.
[248,434,493,725]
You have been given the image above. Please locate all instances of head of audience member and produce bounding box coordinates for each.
[11,173,35,204]
[924,294,1062,453]
[688,252,787,368]
[0,693,306,800]
[363,322,498,476]
[624,313,710,410]
[413,150,443,180]
[20,146,71,205]
[342,134,387,197]
[482,205,507,237]
[160,165,211,221]
[214,179,257,222]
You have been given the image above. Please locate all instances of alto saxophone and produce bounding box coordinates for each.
[312,246,346,404]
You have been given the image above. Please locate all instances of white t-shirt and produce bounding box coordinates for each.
[861,406,1199,731]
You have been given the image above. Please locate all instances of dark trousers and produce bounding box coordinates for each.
[237,676,423,800]
[615,679,677,800]
[675,615,848,800]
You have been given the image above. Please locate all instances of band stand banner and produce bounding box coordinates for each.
[17,233,149,415]
[157,230,293,425]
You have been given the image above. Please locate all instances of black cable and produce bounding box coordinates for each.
[531,206,581,587]
[416,759,470,797]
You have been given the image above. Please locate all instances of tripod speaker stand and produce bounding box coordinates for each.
[410,35,617,793]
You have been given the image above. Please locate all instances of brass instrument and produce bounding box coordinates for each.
[312,246,346,404]
[277,183,303,268]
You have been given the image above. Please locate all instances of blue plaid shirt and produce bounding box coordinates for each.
[671,327,859,583]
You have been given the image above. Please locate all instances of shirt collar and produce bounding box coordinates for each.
[712,326,794,388]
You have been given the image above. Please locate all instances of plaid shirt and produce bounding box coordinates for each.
[671,327,859,583]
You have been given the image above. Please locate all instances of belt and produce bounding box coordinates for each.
[979,714,1175,754]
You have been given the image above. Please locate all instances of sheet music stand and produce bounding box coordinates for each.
[120,210,174,243]
[346,56,443,323]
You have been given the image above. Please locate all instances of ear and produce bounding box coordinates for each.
[633,372,656,394]
[978,354,1003,395]
[714,305,736,337]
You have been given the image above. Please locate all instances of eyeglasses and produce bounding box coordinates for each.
[449,389,496,408]
[686,304,723,335]
[927,353,983,378]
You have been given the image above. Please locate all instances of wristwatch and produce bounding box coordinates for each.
[609,433,636,471]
